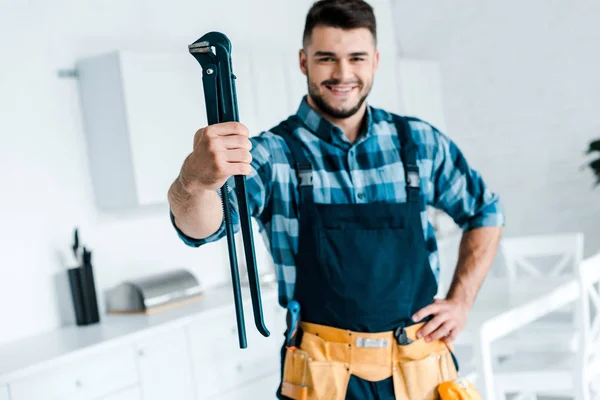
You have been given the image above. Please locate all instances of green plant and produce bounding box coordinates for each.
[588,138,600,186]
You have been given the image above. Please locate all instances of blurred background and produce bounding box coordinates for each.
[0,0,599,399]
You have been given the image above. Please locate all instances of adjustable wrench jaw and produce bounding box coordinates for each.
[188,32,238,124]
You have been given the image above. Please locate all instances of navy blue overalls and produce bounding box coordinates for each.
[271,114,438,400]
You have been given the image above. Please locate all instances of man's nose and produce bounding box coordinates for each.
[332,59,353,83]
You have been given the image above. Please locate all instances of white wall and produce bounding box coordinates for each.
[392,0,600,257]
[0,0,395,345]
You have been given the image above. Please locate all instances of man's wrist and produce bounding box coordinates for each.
[446,286,474,310]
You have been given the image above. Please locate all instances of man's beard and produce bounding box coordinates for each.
[307,76,371,119]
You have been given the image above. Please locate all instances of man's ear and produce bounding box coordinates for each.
[373,49,380,73]
[299,49,308,76]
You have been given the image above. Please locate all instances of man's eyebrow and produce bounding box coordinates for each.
[313,51,370,57]
[349,51,369,56]
[314,51,336,57]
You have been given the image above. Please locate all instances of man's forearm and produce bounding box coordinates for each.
[446,226,503,309]
[168,177,223,240]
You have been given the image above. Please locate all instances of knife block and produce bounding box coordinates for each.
[68,263,100,326]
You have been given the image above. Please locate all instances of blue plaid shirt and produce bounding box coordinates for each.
[171,96,505,307]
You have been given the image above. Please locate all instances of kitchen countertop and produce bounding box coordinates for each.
[0,282,279,384]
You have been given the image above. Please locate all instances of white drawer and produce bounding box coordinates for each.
[0,385,9,400]
[134,329,194,400]
[187,309,241,399]
[187,300,285,399]
[9,345,138,400]
[97,385,142,400]
[214,372,280,400]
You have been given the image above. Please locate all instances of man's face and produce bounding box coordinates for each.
[300,25,379,119]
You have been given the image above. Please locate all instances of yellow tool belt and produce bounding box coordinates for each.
[281,321,458,400]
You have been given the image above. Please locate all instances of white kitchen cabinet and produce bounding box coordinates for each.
[134,329,194,400]
[76,50,211,209]
[214,372,280,400]
[0,286,284,400]
[0,385,9,400]
[75,49,289,210]
[186,309,244,400]
[9,346,137,400]
[186,297,286,400]
[97,386,142,400]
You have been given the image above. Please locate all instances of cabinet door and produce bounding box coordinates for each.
[0,385,9,400]
[97,386,142,400]
[9,346,137,400]
[187,310,241,399]
[134,329,194,400]
[119,51,208,206]
[214,373,280,400]
[187,293,285,400]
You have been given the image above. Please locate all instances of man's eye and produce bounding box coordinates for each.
[351,57,365,62]
[318,57,335,62]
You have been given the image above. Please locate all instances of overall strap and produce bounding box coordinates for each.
[392,115,421,204]
[269,116,316,213]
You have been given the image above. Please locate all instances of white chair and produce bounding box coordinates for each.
[495,232,585,356]
[493,251,600,400]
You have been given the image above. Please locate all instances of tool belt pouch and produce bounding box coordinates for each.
[394,348,457,399]
[281,345,350,400]
[281,347,309,400]
[438,377,482,400]
[393,335,471,400]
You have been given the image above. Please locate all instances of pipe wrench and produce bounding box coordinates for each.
[188,32,269,348]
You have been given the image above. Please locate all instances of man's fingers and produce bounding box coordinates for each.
[223,149,252,163]
[226,162,252,176]
[205,122,249,137]
[412,303,444,323]
[218,135,252,150]
[416,314,448,339]
[427,321,454,342]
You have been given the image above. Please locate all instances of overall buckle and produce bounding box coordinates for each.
[298,171,313,186]
[296,163,313,186]
[406,164,420,188]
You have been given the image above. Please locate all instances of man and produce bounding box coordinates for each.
[168,0,504,398]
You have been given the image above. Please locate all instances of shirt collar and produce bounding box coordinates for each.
[295,96,374,147]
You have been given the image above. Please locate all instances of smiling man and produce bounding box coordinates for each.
[168,0,504,399]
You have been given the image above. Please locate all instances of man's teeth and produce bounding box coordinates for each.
[328,86,353,92]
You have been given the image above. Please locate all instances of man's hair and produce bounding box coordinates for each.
[303,0,377,47]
